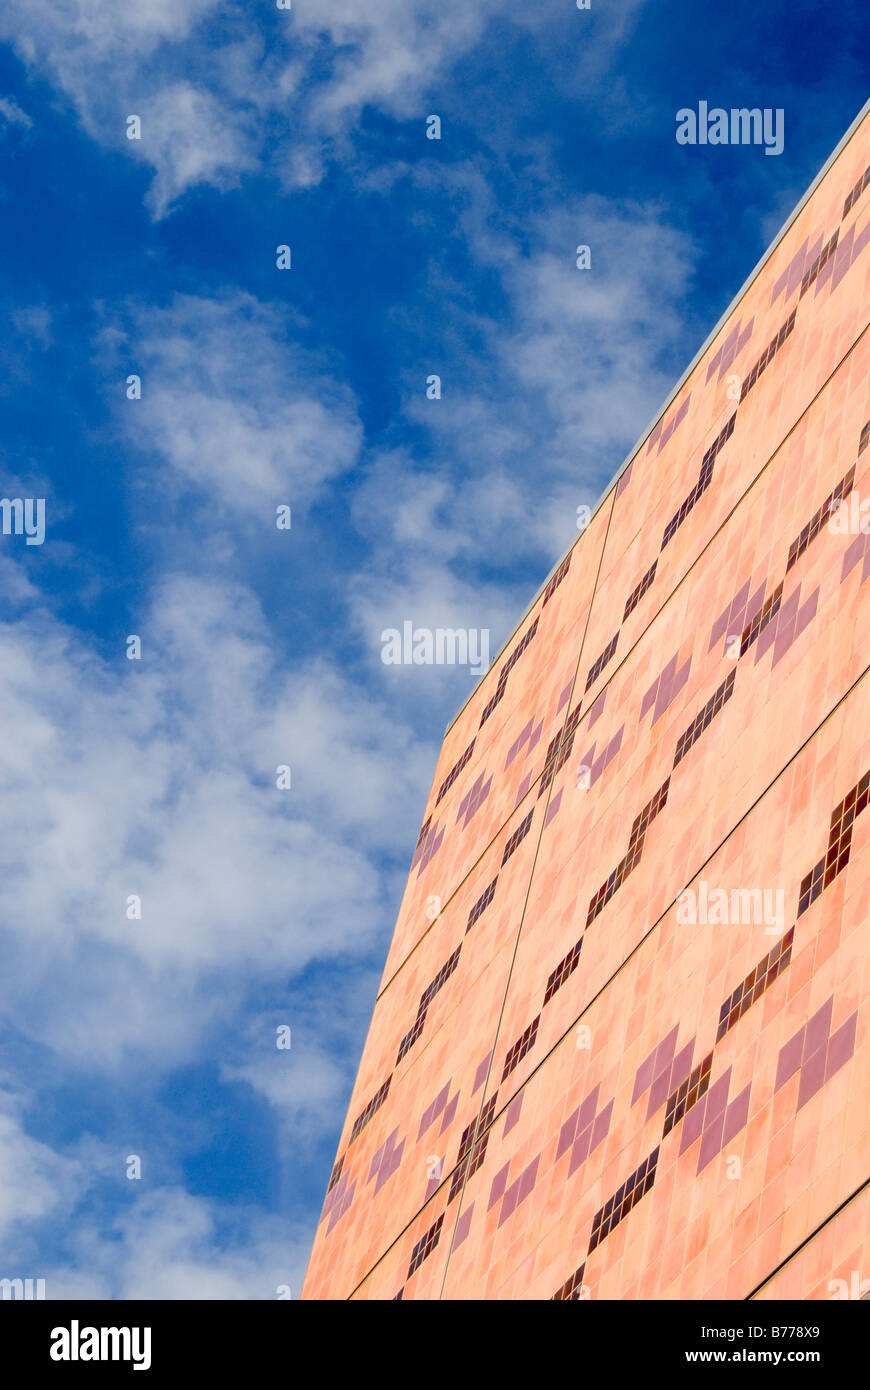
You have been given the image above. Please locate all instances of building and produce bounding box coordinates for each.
[301,104,870,1300]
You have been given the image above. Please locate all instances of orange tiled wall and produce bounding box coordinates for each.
[301,110,870,1301]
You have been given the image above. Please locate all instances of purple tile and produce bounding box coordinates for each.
[646,1066,673,1118]
[527,719,543,755]
[651,654,691,723]
[498,1183,519,1226]
[489,1161,510,1211]
[653,1025,680,1074]
[454,1202,474,1248]
[778,242,801,295]
[679,1094,708,1153]
[588,687,607,727]
[705,1068,732,1122]
[606,726,624,764]
[617,460,634,494]
[557,1108,579,1160]
[672,657,691,703]
[797,1048,828,1109]
[853,221,870,262]
[754,609,780,662]
[557,679,573,712]
[717,324,739,377]
[841,531,869,582]
[640,676,659,721]
[459,773,492,829]
[544,788,563,828]
[465,774,485,817]
[568,1125,592,1177]
[815,244,836,294]
[652,655,679,724]
[670,1039,695,1091]
[769,587,800,665]
[721,1085,751,1147]
[775,1028,805,1091]
[575,1084,600,1134]
[417,824,444,874]
[705,345,723,381]
[505,718,533,770]
[473,1052,492,1094]
[418,1082,451,1141]
[824,1012,858,1082]
[326,1175,356,1233]
[790,236,820,297]
[830,223,856,293]
[772,617,799,666]
[515,771,532,806]
[709,605,732,652]
[803,996,834,1062]
[793,587,819,643]
[518,1155,540,1202]
[432,1083,450,1120]
[727,577,753,622]
[697,1111,726,1173]
[368,1137,387,1182]
[375,1137,404,1193]
[439,1093,459,1133]
[589,1098,613,1153]
[770,267,790,305]
[503,1091,524,1137]
[742,579,766,631]
[632,1048,657,1103]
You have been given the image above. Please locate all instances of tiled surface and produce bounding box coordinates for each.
[301,110,870,1300]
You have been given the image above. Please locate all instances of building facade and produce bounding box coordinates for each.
[302,106,870,1300]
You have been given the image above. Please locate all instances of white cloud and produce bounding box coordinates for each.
[0,1083,310,1297]
[104,292,362,518]
[61,1187,308,1300]
[0,94,32,129]
[347,179,696,648]
[12,304,52,347]
[0,0,643,211]
[220,964,384,1148]
[139,82,258,218]
[0,567,428,1069]
[0,1096,82,1246]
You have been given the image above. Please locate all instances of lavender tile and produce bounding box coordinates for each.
[488,1161,510,1211]
[824,1012,858,1081]
[803,996,834,1062]
[705,1068,732,1122]
[589,1098,613,1153]
[439,1093,459,1133]
[679,1095,708,1153]
[797,1047,828,1109]
[775,1029,805,1090]
[503,1091,524,1137]
[544,787,563,828]
[721,1085,751,1147]
[697,1111,726,1173]
[454,1202,474,1248]
[473,1052,492,1094]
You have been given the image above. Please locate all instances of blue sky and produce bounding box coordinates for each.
[0,0,867,1298]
